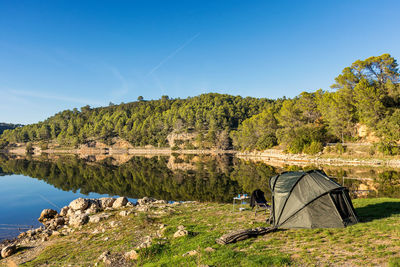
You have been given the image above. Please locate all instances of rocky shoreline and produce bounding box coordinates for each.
[0,196,189,264]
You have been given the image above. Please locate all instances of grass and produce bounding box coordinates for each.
[4,198,399,266]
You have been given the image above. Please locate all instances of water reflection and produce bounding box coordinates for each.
[0,153,399,202]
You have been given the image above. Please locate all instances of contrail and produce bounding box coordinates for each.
[146,33,200,76]
[38,194,60,210]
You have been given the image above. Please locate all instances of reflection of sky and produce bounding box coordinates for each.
[0,174,121,240]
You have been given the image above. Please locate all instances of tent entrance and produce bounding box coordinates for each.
[329,189,358,226]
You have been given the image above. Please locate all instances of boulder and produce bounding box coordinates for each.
[204,247,215,252]
[1,245,17,258]
[99,198,115,209]
[125,249,139,260]
[119,210,133,217]
[98,251,112,265]
[173,229,189,238]
[112,197,128,208]
[85,201,100,214]
[53,217,65,227]
[60,206,69,217]
[69,198,89,211]
[182,250,198,257]
[136,236,152,249]
[68,214,89,227]
[89,213,110,223]
[38,209,58,223]
[137,197,156,206]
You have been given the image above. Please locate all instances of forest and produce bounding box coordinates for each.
[1,54,399,154]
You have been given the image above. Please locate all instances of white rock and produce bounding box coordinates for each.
[173,229,189,238]
[182,250,198,257]
[69,198,89,211]
[99,198,115,209]
[60,206,69,216]
[68,214,89,227]
[137,197,156,206]
[112,197,128,208]
[125,249,138,260]
[119,210,133,217]
[89,213,110,223]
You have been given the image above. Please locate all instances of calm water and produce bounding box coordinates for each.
[0,153,399,240]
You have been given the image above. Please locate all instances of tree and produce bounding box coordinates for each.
[137,96,144,101]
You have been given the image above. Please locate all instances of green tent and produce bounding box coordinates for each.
[269,170,358,229]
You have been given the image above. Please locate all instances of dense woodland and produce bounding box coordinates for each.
[0,123,22,135]
[1,54,399,154]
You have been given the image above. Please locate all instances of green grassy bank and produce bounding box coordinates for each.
[3,198,400,266]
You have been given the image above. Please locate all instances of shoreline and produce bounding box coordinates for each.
[1,196,399,265]
[2,146,400,168]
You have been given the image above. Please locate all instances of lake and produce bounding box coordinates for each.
[0,153,399,240]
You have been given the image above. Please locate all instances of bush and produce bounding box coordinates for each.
[39,141,48,150]
[26,142,34,154]
[303,141,324,155]
[335,143,346,154]
[255,134,277,150]
[0,139,9,149]
[378,142,400,156]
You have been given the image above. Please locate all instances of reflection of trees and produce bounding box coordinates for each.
[374,171,400,198]
[230,159,277,200]
[0,155,398,201]
[0,155,243,202]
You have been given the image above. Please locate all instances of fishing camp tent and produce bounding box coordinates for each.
[269,170,358,229]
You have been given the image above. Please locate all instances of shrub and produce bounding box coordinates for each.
[255,134,277,150]
[335,143,346,154]
[303,141,324,155]
[378,142,400,156]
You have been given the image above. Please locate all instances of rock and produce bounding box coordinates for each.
[38,209,58,223]
[52,217,65,227]
[98,251,112,265]
[69,198,89,211]
[159,224,167,229]
[89,213,111,223]
[204,247,215,252]
[119,210,133,217]
[126,202,134,208]
[26,229,36,237]
[137,236,152,249]
[99,198,115,209]
[182,250,198,257]
[154,200,168,204]
[137,197,157,206]
[125,249,139,260]
[112,197,128,208]
[85,202,100,214]
[173,229,189,238]
[68,214,89,227]
[60,206,69,216]
[1,245,17,258]
[177,225,186,230]
[136,206,150,212]
[109,221,118,227]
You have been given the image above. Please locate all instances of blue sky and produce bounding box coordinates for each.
[1,0,400,124]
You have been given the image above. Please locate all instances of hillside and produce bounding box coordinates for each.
[0,123,22,135]
[1,54,400,155]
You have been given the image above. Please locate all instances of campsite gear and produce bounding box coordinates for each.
[232,194,250,212]
[250,189,270,216]
[269,170,358,229]
[217,170,358,244]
